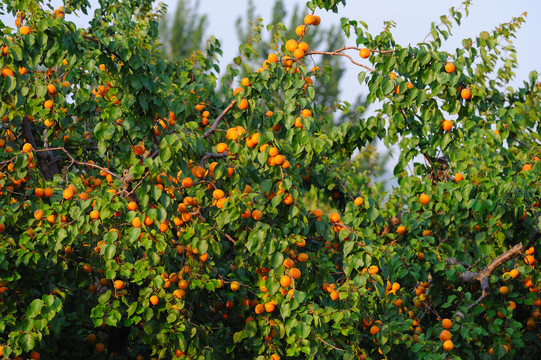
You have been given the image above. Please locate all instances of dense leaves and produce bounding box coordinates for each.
[0,0,540,360]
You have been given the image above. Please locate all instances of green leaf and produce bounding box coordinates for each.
[151,185,163,201]
[358,71,366,84]
[98,291,111,304]
[27,299,43,319]
[85,59,96,73]
[3,75,16,93]
[296,321,311,339]
[22,333,35,352]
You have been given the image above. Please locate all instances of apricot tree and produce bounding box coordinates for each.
[0,0,540,359]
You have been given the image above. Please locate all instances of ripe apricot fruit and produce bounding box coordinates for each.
[304,14,316,25]
[285,39,298,52]
[419,193,430,205]
[359,48,370,59]
[442,120,453,131]
[252,209,262,220]
[132,217,142,228]
[181,177,194,188]
[461,88,471,100]
[238,98,248,110]
[19,25,30,35]
[440,330,452,342]
[230,281,240,291]
[443,340,454,351]
[442,318,452,330]
[133,143,145,155]
[1,68,14,77]
[445,62,455,73]
[22,143,33,152]
[44,100,54,109]
[290,268,301,279]
[217,143,228,153]
[87,333,97,343]
[329,212,340,223]
[280,275,292,287]
[295,25,306,36]
[61,188,75,201]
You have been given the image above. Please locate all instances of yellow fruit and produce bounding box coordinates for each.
[442,318,452,330]
[359,48,370,59]
[231,281,240,291]
[445,63,455,73]
[443,340,454,351]
[19,25,30,35]
[295,25,306,36]
[419,193,430,205]
[285,39,298,52]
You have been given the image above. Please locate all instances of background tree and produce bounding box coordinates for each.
[233,0,354,112]
[158,0,208,60]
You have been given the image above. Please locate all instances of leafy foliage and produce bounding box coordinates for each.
[0,1,540,360]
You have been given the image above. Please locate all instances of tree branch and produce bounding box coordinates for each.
[34,147,123,181]
[452,234,540,316]
[306,49,374,72]
[315,335,346,352]
[20,118,58,180]
[202,100,237,140]
[200,152,228,167]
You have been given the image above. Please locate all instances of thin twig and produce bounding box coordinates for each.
[200,152,229,167]
[34,147,123,180]
[315,335,346,352]
[305,50,374,72]
[224,233,236,245]
[120,172,149,199]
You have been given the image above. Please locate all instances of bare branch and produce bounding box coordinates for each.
[34,147,123,181]
[306,50,374,72]
[200,152,228,167]
[315,335,346,352]
[21,118,58,180]
[452,238,540,316]
[202,100,237,140]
